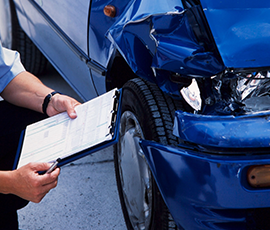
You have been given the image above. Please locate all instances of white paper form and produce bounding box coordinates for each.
[17,89,117,168]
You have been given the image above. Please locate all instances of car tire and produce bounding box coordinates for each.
[0,0,47,75]
[114,78,183,230]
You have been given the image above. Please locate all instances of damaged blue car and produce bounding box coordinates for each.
[1,0,270,229]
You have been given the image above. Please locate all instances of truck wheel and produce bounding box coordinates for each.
[0,0,47,75]
[114,78,183,230]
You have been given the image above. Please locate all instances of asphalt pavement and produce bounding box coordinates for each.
[18,65,126,230]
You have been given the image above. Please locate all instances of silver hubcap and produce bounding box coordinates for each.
[0,0,12,48]
[118,111,152,230]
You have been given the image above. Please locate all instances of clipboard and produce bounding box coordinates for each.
[13,88,122,170]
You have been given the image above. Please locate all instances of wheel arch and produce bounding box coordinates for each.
[106,50,138,91]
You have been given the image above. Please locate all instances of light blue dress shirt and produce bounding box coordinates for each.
[0,43,25,93]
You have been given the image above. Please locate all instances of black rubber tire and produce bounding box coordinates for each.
[114,78,184,230]
[9,0,47,75]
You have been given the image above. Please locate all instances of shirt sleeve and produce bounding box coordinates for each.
[0,43,25,93]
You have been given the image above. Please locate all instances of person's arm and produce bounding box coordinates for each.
[0,71,80,118]
[0,71,80,202]
[0,162,60,203]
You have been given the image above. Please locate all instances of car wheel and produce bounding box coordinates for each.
[0,0,47,75]
[114,78,183,230]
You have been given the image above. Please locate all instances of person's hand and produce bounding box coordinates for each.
[46,94,81,118]
[10,162,60,203]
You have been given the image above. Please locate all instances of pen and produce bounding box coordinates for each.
[46,158,61,174]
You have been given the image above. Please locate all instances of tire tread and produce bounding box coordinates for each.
[119,78,183,230]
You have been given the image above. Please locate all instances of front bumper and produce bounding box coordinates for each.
[140,111,270,229]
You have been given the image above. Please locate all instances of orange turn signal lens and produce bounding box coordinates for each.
[247,165,270,188]
[104,5,116,18]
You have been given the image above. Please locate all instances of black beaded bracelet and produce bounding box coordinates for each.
[42,91,61,116]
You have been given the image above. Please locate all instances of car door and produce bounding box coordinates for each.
[16,0,97,101]
[33,0,89,54]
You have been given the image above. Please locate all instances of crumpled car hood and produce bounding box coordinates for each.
[107,0,270,82]
[200,0,270,69]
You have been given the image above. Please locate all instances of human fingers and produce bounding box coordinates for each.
[41,167,60,186]
[46,94,80,118]
[29,162,53,172]
[10,163,59,202]
[22,162,60,187]
[30,167,60,203]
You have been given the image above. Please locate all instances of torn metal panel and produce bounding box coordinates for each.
[200,0,270,69]
[106,0,225,83]
[150,7,224,78]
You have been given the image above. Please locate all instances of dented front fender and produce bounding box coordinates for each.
[106,0,225,83]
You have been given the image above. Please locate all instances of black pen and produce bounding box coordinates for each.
[46,158,61,174]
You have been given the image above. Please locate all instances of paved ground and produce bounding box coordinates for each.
[18,65,126,230]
